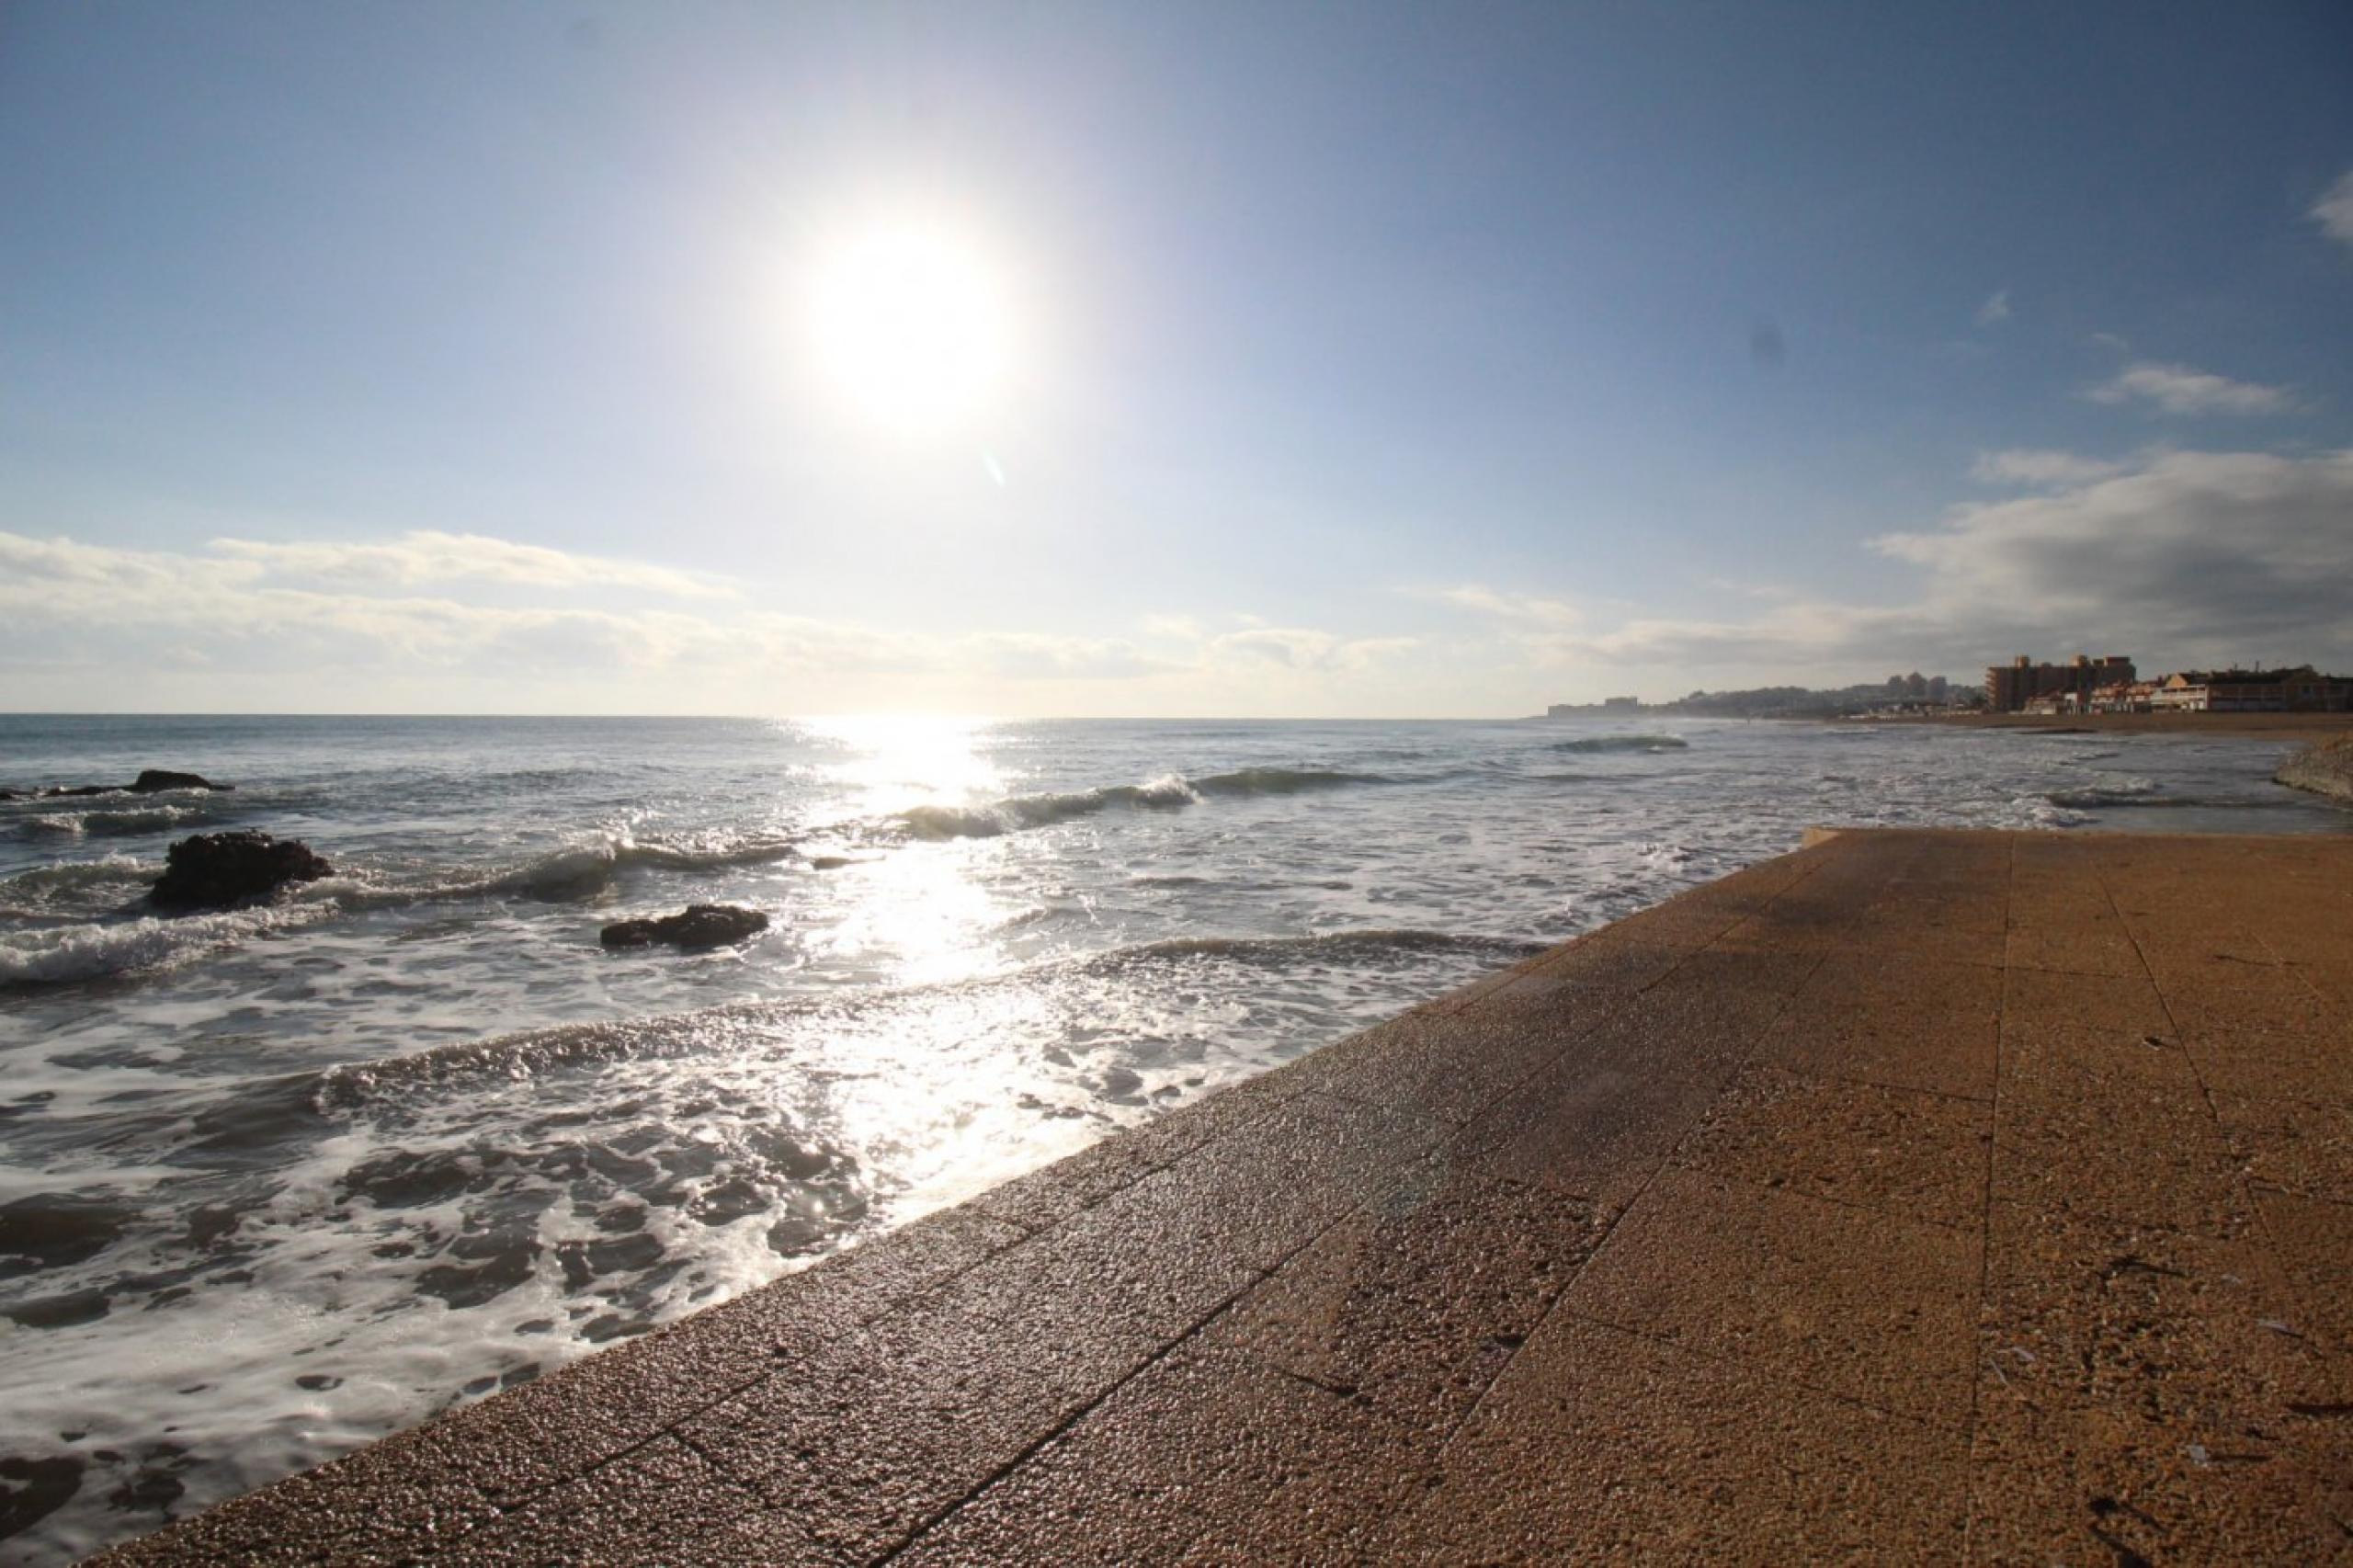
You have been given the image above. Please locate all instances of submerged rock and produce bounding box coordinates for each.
[0,1192,132,1278]
[599,904,770,950]
[149,830,333,913]
[2277,735,2353,805]
[0,769,232,801]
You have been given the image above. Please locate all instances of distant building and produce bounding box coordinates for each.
[1546,696,1645,716]
[1985,653,2136,712]
[2152,667,2352,713]
[2047,679,2158,714]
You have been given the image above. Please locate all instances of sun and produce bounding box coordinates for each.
[805,220,1015,435]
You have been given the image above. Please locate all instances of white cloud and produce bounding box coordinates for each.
[1969,449,2129,487]
[0,529,1448,713]
[2086,332,2131,354]
[1438,448,2353,682]
[1206,627,1416,674]
[2085,360,2295,416]
[1430,585,1581,627]
[208,529,733,599]
[2313,169,2353,252]
[1975,290,2011,326]
[1873,448,2353,659]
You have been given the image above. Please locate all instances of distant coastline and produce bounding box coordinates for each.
[1836,710,2353,744]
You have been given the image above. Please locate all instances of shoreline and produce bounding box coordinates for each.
[93,826,2353,1564]
[1831,710,2353,743]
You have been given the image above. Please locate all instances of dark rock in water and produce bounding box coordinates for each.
[0,1192,131,1278]
[149,830,333,913]
[3,1286,111,1329]
[0,769,231,801]
[600,903,769,950]
[0,1454,85,1540]
[129,769,230,793]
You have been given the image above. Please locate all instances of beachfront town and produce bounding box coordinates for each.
[1546,656,2353,719]
[1983,654,2353,714]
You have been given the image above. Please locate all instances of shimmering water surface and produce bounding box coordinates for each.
[0,713,2342,1560]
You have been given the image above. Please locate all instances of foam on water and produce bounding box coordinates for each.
[0,713,2343,1562]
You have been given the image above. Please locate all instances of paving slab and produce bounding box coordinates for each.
[89,828,2353,1565]
[1401,1314,1972,1562]
[1674,1061,1991,1231]
[1199,1165,1604,1432]
[1561,1165,1982,1424]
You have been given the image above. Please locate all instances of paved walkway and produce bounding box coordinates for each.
[99,829,2353,1563]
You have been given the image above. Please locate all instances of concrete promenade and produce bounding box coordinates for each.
[97,829,2353,1563]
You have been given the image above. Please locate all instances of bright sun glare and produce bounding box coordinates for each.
[806,221,1014,435]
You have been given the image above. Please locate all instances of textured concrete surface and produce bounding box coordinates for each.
[92,828,2353,1564]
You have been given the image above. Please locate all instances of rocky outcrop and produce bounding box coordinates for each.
[2277,735,2353,805]
[149,831,333,913]
[600,904,769,950]
[127,769,230,793]
[0,769,233,801]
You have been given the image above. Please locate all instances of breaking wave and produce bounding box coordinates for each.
[2044,785,2279,811]
[1550,735,1690,754]
[0,856,159,920]
[12,805,215,842]
[894,767,1387,840]
[301,832,804,908]
[0,903,325,987]
[1191,767,1384,795]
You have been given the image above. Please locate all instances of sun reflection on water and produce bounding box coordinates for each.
[801,715,1019,986]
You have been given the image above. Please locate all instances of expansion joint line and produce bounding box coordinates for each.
[1429,838,1844,1453]
[870,1143,1375,1563]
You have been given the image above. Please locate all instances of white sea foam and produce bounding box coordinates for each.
[0,904,324,986]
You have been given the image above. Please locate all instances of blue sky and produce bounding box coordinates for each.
[4,1,2350,714]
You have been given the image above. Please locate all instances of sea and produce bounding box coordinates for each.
[0,712,2344,1561]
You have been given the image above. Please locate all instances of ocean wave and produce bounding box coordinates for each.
[0,904,322,987]
[1549,735,1690,754]
[317,925,1544,1107]
[2043,786,2277,811]
[1080,928,1550,969]
[0,856,160,915]
[1189,767,1386,795]
[894,768,1387,841]
[300,833,803,908]
[897,775,1197,841]
[13,804,210,842]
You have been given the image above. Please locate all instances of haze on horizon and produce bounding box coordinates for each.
[3,1,2350,718]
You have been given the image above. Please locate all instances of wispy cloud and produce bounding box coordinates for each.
[1970,449,2129,487]
[208,529,733,599]
[1206,627,1417,674]
[1974,290,2011,326]
[0,529,1445,712]
[2084,361,2296,416]
[1429,585,1581,627]
[1438,448,2353,680]
[2313,169,2353,252]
